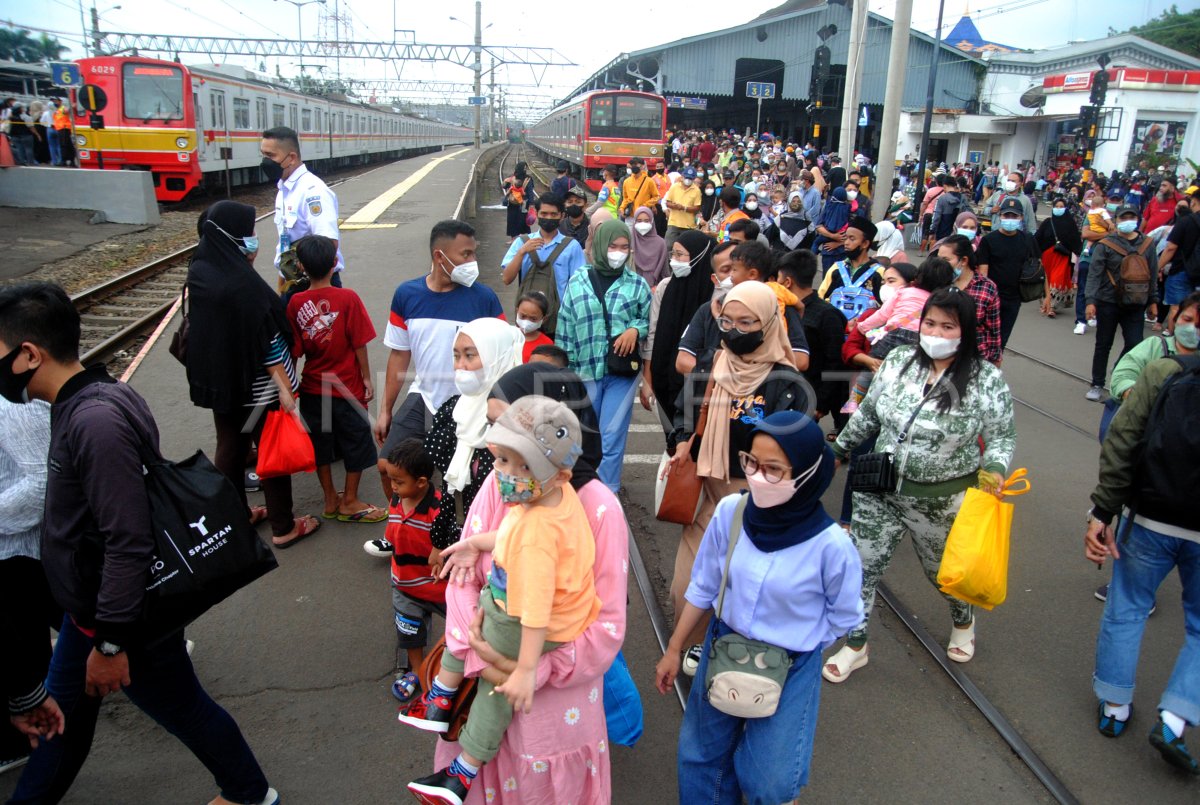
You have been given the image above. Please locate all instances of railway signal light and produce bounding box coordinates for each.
[1089,69,1108,106]
[814,45,831,83]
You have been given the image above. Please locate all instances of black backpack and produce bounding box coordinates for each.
[1127,354,1200,533]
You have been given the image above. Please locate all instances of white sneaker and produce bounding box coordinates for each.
[363,538,392,558]
[1086,386,1103,402]
[1073,322,1086,335]
[681,644,703,677]
[1087,318,1098,328]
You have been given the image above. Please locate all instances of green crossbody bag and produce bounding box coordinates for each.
[703,494,793,719]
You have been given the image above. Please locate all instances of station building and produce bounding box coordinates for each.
[568,0,1199,176]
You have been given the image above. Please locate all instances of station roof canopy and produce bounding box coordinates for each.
[564,0,985,111]
[982,33,1200,75]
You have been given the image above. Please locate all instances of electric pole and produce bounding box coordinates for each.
[873,0,912,221]
[473,0,482,149]
[90,4,102,56]
[837,0,868,162]
[489,56,496,143]
[913,0,946,226]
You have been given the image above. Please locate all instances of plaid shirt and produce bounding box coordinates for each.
[557,268,651,381]
[965,272,1002,365]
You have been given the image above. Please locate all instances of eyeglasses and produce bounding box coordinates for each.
[716,316,761,334]
[738,451,792,483]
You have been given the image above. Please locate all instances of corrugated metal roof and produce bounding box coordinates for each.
[566,6,982,109]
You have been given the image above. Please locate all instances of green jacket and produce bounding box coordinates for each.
[1091,356,1185,523]
[1108,333,1175,401]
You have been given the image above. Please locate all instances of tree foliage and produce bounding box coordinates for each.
[0,27,70,63]
[1111,5,1200,58]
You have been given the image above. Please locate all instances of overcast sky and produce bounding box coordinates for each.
[8,0,1187,117]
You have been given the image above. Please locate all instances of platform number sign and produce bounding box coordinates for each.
[50,62,82,89]
[745,82,776,99]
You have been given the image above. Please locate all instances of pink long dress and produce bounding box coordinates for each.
[433,473,629,804]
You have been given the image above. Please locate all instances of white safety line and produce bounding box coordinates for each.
[344,148,467,225]
[119,296,182,383]
[623,454,663,464]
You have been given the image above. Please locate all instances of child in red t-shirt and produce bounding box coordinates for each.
[369,437,447,704]
[286,235,383,524]
[515,291,555,363]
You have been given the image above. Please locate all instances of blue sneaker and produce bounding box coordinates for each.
[1149,718,1199,775]
[1097,701,1130,738]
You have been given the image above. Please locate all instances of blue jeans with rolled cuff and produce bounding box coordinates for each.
[583,373,638,494]
[1093,520,1200,727]
[9,616,270,805]
[677,619,821,805]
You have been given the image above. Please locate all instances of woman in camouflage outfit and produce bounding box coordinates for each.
[824,288,1016,683]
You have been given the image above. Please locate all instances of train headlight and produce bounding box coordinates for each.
[176,137,189,149]
[76,134,87,147]
[649,146,659,155]
[593,145,601,153]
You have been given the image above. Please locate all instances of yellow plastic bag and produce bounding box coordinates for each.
[937,469,1030,610]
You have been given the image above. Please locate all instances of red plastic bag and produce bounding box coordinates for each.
[256,409,316,479]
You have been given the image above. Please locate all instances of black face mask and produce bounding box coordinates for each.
[630,166,641,174]
[538,217,561,232]
[0,346,36,404]
[260,156,287,182]
[721,328,764,356]
[566,204,584,218]
[845,245,866,260]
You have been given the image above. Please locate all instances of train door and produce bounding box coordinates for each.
[194,90,208,162]
[209,89,230,156]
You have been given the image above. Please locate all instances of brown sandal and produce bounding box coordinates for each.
[273,515,321,549]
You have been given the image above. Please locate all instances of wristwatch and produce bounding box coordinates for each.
[97,640,124,657]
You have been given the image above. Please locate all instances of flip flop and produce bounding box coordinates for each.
[825,431,840,443]
[273,516,321,550]
[321,492,345,520]
[249,506,269,526]
[337,505,388,524]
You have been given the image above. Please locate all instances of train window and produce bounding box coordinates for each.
[233,97,250,129]
[590,94,662,141]
[209,90,226,131]
[122,63,183,121]
[288,104,298,130]
[272,103,285,128]
[255,98,267,130]
[302,108,312,132]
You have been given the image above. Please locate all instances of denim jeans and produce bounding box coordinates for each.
[678,619,821,805]
[9,136,34,166]
[10,616,269,804]
[583,373,638,493]
[1075,260,1090,324]
[1090,301,1145,388]
[1093,521,1200,726]
[46,133,62,166]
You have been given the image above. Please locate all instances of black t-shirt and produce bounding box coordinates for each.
[978,230,1037,301]
[1167,212,1200,276]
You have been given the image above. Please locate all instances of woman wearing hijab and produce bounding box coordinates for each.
[953,210,983,249]
[185,200,317,548]
[664,281,809,670]
[502,161,535,243]
[583,206,613,257]
[641,230,715,434]
[1035,194,1084,316]
[775,190,812,252]
[432,362,641,803]
[630,204,668,288]
[698,178,720,228]
[813,186,852,270]
[656,412,863,804]
[423,317,524,548]
[871,220,908,267]
[557,219,651,493]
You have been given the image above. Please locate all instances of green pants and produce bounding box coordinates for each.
[848,490,972,645]
[457,589,560,763]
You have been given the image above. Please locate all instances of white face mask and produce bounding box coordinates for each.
[920,333,960,360]
[670,259,692,278]
[705,188,715,196]
[606,250,628,269]
[879,284,898,304]
[1003,180,1018,193]
[683,178,693,187]
[515,317,541,335]
[634,221,654,235]
[745,201,759,211]
[845,190,858,201]
[715,275,734,295]
[454,368,487,396]
[441,254,479,288]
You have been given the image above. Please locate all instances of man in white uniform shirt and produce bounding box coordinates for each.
[260,126,344,290]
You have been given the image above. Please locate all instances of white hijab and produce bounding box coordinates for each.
[873,220,906,261]
[444,317,523,493]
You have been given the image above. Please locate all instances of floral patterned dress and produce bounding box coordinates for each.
[434,473,629,804]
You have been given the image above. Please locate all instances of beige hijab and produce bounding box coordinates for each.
[697,281,792,481]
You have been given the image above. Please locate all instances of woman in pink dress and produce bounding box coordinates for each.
[433,363,633,804]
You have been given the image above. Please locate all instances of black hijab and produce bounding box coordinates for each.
[185,200,291,413]
[490,363,600,490]
[649,230,715,410]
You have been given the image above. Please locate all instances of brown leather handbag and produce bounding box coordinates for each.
[656,376,716,525]
[419,637,478,742]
